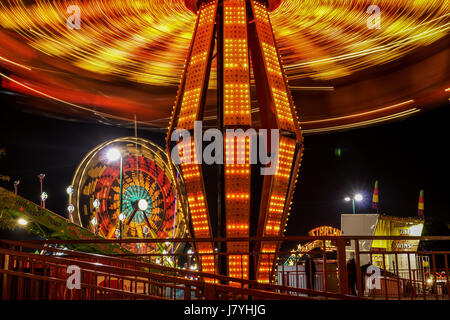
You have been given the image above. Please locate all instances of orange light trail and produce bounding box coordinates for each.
[0,0,447,85]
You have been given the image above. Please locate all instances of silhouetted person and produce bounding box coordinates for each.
[347,253,357,295]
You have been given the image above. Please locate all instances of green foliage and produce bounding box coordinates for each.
[0,210,18,231]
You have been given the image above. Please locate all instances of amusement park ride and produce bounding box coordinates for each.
[0,0,449,299]
[68,137,189,263]
[166,0,302,282]
[0,1,447,131]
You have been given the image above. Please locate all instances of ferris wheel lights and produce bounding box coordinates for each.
[40,192,48,201]
[91,217,98,226]
[106,148,121,162]
[93,199,100,209]
[17,218,28,226]
[138,199,149,211]
[66,185,74,195]
[119,213,125,221]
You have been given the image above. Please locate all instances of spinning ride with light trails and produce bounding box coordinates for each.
[0,1,448,132]
[69,137,189,264]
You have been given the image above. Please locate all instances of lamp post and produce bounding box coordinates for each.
[14,180,20,195]
[41,192,48,209]
[345,193,363,214]
[92,198,100,235]
[106,148,124,240]
[66,185,74,220]
[67,204,74,220]
[37,174,45,207]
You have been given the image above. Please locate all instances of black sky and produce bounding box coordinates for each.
[1,99,449,238]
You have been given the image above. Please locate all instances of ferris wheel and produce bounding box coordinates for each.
[68,137,189,257]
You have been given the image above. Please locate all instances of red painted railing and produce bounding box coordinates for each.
[1,236,449,300]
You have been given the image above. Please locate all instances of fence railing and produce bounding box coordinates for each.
[1,236,449,300]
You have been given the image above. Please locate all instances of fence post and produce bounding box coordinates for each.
[323,241,328,293]
[1,254,9,299]
[444,254,449,301]
[203,283,217,299]
[336,238,348,295]
[354,240,362,297]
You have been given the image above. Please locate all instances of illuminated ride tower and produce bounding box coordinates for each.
[167,0,303,283]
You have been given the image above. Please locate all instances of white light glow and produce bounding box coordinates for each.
[93,199,100,209]
[17,218,28,226]
[354,194,363,202]
[106,148,121,162]
[138,199,148,211]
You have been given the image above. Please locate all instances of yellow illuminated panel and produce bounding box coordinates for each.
[223,0,252,282]
[256,136,297,282]
[225,133,251,281]
[172,0,218,277]
[176,0,218,130]
[177,137,216,276]
[223,0,251,126]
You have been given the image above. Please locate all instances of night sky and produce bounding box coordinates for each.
[1,98,449,239]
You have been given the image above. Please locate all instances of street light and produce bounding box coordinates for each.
[37,174,45,207]
[105,147,124,240]
[344,193,364,214]
[67,204,75,221]
[67,204,74,214]
[14,180,20,195]
[40,192,48,209]
[92,198,100,234]
[66,185,74,195]
[106,148,121,162]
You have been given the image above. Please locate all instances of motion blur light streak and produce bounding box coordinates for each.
[0,0,448,131]
[300,100,415,125]
[1,0,447,83]
[302,108,421,134]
